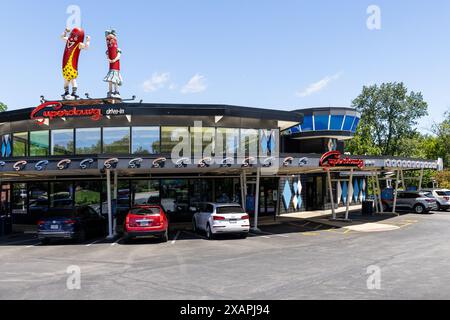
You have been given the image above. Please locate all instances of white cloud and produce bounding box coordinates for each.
[181,74,207,94]
[142,72,171,92]
[296,73,341,97]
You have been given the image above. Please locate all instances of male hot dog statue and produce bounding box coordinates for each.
[61,27,90,100]
[103,29,123,99]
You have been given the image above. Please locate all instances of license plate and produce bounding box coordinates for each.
[139,220,152,227]
[229,220,237,224]
[50,225,59,230]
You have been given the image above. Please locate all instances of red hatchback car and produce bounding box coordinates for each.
[123,206,169,242]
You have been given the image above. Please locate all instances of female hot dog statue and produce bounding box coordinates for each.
[103,29,123,99]
[61,27,90,100]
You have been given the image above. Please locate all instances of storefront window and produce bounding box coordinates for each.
[28,182,49,220]
[103,127,130,154]
[216,128,239,156]
[240,129,258,157]
[49,182,73,208]
[191,127,215,156]
[131,180,160,206]
[161,127,189,154]
[51,129,74,155]
[75,181,101,213]
[189,179,213,206]
[215,178,239,203]
[161,179,189,221]
[76,128,101,154]
[13,132,28,157]
[314,114,330,131]
[1,134,12,158]
[30,131,49,156]
[132,127,160,155]
[12,183,27,214]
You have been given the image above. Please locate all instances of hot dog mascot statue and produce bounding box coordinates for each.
[61,27,91,100]
[104,29,123,99]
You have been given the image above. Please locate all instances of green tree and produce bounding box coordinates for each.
[346,82,428,156]
[0,102,7,112]
[432,110,450,168]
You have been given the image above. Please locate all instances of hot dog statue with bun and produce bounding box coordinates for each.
[103,29,123,99]
[61,27,90,100]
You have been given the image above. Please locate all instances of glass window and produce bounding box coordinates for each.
[131,180,160,206]
[161,179,189,218]
[314,114,329,131]
[30,131,49,156]
[343,116,356,131]
[161,127,189,154]
[75,181,101,213]
[13,132,28,157]
[260,129,278,156]
[191,127,215,156]
[351,118,360,132]
[240,129,258,157]
[28,182,49,220]
[190,179,213,206]
[301,115,314,131]
[216,128,239,156]
[51,129,74,155]
[330,115,345,130]
[12,183,27,214]
[103,127,130,154]
[132,127,160,155]
[76,128,101,154]
[49,182,73,208]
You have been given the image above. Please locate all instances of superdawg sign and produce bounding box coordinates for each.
[30,101,102,124]
[319,151,365,169]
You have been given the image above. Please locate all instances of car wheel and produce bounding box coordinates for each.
[206,224,214,240]
[240,233,248,239]
[192,218,198,233]
[161,230,169,243]
[414,204,426,214]
[382,203,390,212]
[40,238,50,245]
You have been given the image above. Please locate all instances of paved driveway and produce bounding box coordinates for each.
[0,210,449,299]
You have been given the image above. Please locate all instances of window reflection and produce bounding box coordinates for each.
[76,128,101,154]
[75,181,101,213]
[191,127,215,156]
[103,127,130,154]
[30,131,49,156]
[132,127,160,155]
[51,129,74,155]
[216,128,239,156]
[13,132,28,157]
[49,182,73,208]
[161,127,189,154]
[131,180,160,206]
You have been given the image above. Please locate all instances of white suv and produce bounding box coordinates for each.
[423,189,450,211]
[192,203,250,239]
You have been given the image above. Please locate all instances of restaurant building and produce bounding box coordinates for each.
[0,101,441,235]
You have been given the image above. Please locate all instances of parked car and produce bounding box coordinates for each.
[422,189,450,211]
[38,206,106,245]
[382,191,438,214]
[192,203,250,239]
[123,205,169,242]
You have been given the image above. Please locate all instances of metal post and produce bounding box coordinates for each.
[392,169,399,215]
[400,169,406,190]
[418,168,424,191]
[113,170,118,236]
[327,169,336,220]
[345,168,354,220]
[252,168,261,231]
[106,169,114,239]
[240,172,246,211]
[376,172,384,213]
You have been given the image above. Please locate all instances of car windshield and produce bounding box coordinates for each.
[420,192,433,198]
[129,207,161,215]
[216,206,245,214]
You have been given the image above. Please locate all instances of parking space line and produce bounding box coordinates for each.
[86,239,104,247]
[25,242,41,248]
[259,231,289,238]
[171,231,181,244]
[249,232,270,239]
[301,232,320,236]
[111,237,123,246]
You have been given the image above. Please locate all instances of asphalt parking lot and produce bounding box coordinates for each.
[1,210,450,300]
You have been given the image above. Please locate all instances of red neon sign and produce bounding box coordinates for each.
[30,101,102,125]
[319,151,365,169]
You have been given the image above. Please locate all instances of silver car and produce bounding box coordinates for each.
[422,189,450,211]
[383,191,438,214]
[192,203,250,239]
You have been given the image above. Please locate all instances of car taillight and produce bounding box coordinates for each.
[241,215,250,220]
[37,220,45,226]
[64,220,77,225]
[444,196,450,201]
[425,199,435,203]
[213,216,226,221]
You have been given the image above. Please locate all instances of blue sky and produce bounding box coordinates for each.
[0,0,449,132]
